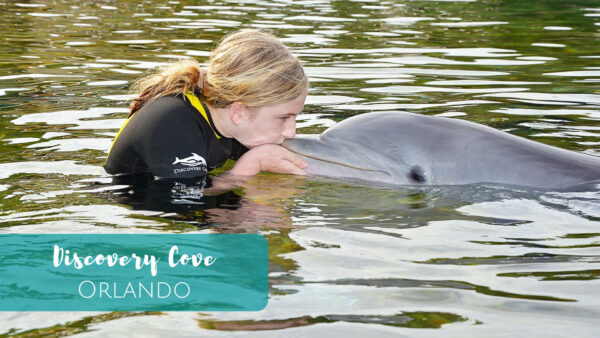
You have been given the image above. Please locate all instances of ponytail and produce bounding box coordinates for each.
[128,59,205,118]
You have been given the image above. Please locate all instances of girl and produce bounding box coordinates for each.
[104,29,308,179]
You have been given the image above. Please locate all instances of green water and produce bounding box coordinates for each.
[1,0,599,336]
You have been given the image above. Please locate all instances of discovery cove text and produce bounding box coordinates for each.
[53,245,216,299]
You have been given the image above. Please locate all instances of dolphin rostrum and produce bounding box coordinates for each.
[282,112,600,189]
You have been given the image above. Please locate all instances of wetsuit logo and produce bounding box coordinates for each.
[172,153,207,175]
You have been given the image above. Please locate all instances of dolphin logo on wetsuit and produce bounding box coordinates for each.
[172,153,207,167]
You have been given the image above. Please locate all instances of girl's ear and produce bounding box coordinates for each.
[229,101,247,125]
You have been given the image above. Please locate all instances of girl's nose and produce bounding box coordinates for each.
[282,119,296,139]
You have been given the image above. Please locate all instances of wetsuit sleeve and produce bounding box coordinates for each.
[134,97,210,179]
[229,140,249,160]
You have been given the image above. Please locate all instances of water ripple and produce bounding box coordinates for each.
[1,0,600,335]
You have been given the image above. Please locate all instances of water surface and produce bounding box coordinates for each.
[1,0,599,336]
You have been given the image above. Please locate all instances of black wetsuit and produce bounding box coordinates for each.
[104,92,248,179]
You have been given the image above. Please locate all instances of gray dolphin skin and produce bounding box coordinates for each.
[282,112,600,189]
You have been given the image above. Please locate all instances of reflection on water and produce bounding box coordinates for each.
[1,0,600,336]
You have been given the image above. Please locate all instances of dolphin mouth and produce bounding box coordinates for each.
[282,137,390,176]
[294,152,387,173]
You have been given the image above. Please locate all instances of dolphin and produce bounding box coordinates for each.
[282,112,600,189]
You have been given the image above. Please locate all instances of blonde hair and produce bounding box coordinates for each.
[128,29,308,118]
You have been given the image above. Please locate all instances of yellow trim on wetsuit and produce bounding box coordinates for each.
[106,115,133,158]
[185,91,221,139]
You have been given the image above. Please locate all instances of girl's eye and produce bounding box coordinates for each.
[280,116,289,121]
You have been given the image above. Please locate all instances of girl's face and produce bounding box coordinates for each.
[234,93,306,148]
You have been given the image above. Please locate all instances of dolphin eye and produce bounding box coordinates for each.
[409,165,426,183]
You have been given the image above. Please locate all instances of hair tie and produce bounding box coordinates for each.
[197,68,206,89]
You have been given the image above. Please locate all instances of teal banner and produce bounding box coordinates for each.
[0,234,268,311]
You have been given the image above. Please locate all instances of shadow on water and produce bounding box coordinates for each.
[104,171,580,232]
[105,173,307,232]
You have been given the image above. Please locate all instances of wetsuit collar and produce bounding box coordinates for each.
[202,101,225,139]
[185,91,223,139]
